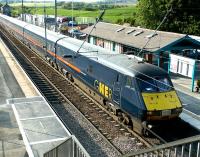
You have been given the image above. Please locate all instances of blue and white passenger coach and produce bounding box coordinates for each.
[0,14,182,134]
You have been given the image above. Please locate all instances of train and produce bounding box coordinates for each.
[0,14,182,135]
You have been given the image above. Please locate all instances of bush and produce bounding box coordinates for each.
[116,18,123,25]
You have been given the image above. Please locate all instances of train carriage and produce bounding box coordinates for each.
[0,14,182,134]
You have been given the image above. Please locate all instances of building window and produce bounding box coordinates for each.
[113,42,116,51]
[177,61,179,73]
[180,62,183,73]
[93,37,96,45]
[186,64,189,76]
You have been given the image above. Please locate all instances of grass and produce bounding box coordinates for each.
[10,2,136,23]
[29,6,136,23]
[10,2,54,7]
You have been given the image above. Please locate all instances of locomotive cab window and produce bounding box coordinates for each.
[126,76,132,87]
[138,76,172,92]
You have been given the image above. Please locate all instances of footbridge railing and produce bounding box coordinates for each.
[123,135,200,157]
[44,135,90,157]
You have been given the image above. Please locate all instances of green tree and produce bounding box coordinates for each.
[136,0,200,35]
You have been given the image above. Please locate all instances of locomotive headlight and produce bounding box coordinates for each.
[148,124,152,129]
[147,111,153,115]
[147,111,160,116]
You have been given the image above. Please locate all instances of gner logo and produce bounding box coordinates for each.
[94,80,112,99]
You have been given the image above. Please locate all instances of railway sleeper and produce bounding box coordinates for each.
[58,66,63,74]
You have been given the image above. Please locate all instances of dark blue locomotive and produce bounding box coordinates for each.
[0,15,182,134]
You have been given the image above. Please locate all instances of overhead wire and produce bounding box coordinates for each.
[136,6,173,57]
[77,9,105,53]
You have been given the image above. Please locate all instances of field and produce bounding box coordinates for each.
[10,2,54,7]
[11,3,136,23]
[33,6,136,23]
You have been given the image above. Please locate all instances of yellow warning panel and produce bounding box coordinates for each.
[142,91,182,111]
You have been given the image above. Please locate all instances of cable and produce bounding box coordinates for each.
[0,139,25,147]
[137,6,173,57]
[0,126,68,149]
[131,74,194,104]
[135,76,173,92]
[24,128,66,139]
[77,9,105,53]
[76,49,194,93]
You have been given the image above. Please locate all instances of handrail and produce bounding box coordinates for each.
[123,135,200,157]
[44,135,90,157]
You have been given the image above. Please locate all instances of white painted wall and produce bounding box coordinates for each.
[170,54,195,78]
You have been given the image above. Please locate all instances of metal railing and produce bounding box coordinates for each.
[44,135,90,157]
[123,135,200,157]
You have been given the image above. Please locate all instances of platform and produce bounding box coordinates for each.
[170,73,200,130]
[0,37,35,157]
[0,37,71,157]
[0,38,38,98]
[0,104,28,157]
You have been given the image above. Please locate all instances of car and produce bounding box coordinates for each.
[68,29,84,38]
[68,21,78,27]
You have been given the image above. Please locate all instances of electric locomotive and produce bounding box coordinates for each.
[0,14,182,134]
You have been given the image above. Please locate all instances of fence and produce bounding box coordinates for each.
[44,135,90,157]
[123,135,200,157]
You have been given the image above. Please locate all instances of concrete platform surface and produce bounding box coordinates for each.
[0,38,38,98]
[0,37,39,157]
[0,104,28,157]
[0,37,71,157]
[0,49,25,105]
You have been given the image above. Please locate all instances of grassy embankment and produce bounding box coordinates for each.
[11,2,136,23]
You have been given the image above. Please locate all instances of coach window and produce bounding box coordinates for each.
[126,76,132,87]
[88,65,93,73]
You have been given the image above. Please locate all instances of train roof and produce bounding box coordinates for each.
[0,14,168,78]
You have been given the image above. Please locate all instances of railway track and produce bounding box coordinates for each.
[0,25,166,156]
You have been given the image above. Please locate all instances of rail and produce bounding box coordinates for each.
[44,135,90,157]
[123,135,200,157]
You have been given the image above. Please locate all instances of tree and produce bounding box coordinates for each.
[136,0,200,35]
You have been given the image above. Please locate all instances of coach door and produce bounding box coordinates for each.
[113,74,121,105]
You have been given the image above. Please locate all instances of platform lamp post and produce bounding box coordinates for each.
[44,0,48,56]
[55,0,57,32]
[72,0,74,31]
[21,0,24,21]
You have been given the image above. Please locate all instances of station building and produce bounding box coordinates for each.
[82,22,200,91]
